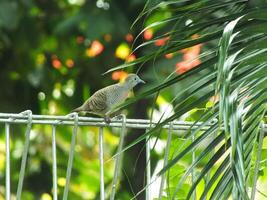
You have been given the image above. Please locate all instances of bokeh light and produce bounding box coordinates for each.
[86,40,104,57]
[104,34,112,42]
[164,53,173,59]
[76,36,85,44]
[38,92,46,101]
[52,58,62,69]
[125,33,134,42]
[41,193,52,200]
[176,34,202,74]
[66,59,74,68]
[154,36,170,46]
[126,54,136,62]
[112,71,128,82]
[36,53,46,65]
[143,28,153,40]
[115,43,130,60]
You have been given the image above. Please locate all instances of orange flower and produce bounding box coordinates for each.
[112,71,128,82]
[183,50,198,61]
[210,95,219,103]
[176,59,200,74]
[144,28,153,40]
[165,53,173,59]
[180,44,202,54]
[154,36,170,46]
[125,33,134,42]
[52,59,62,69]
[86,40,104,57]
[176,34,202,74]
[66,59,74,68]
[191,34,200,40]
[176,61,189,74]
[180,48,189,54]
[76,36,84,44]
[180,34,202,53]
[126,54,136,62]
[104,34,112,42]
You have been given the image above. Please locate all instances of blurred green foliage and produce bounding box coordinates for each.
[0,0,151,199]
[1,0,267,199]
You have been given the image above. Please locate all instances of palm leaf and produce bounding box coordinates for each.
[107,1,267,199]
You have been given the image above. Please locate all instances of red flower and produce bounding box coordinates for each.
[144,29,153,40]
[125,33,134,42]
[86,40,104,57]
[175,34,203,74]
[66,59,74,68]
[154,36,170,46]
[104,34,112,42]
[112,71,128,81]
[176,59,201,74]
[52,59,62,69]
[76,36,84,44]
[126,54,136,62]
[165,53,173,59]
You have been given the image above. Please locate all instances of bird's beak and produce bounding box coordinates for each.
[139,78,145,84]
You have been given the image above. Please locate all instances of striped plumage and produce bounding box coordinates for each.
[72,74,145,122]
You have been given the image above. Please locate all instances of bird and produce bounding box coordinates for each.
[72,73,145,122]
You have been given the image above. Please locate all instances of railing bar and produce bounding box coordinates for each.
[63,114,79,200]
[52,125,58,200]
[0,113,220,126]
[192,130,196,200]
[16,111,32,200]
[0,113,214,125]
[0,119,220,131]
[251,123,265,200]
[5,123,10,200]
[0,118,209,126]
[0,113,266,130]
[146,132,151,200]
[110,115,126,200]
[158,122,173,200]
[99,127,105,200]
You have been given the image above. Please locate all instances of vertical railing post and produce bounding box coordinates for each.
[158,122,173,200]
[146,130,151,200]
[52,124,58,200]
[192,129,196,200]
[63,113,79,200]
[251,123,265,200]
[110,115,126,200]
[99,127,105,200]
[16,110,32,200]
[5,122,10,200]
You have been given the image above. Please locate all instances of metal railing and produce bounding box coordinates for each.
[1,111,267,200]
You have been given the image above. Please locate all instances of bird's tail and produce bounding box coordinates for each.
[71,106,84,113]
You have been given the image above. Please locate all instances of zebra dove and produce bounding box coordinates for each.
[72,74,145,122]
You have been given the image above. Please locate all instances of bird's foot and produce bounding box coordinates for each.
[104,115,111,124]
[67,112,79,117]
[112,114,125,121]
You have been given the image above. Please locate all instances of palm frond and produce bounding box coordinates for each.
[107,1,267,199]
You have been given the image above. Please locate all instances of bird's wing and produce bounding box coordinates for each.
[86,86,111,114]
[78,84,120,115]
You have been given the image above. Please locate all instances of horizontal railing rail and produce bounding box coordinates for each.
[1,112,266,131]
[1,111,266,200]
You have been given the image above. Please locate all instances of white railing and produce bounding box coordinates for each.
[1,111,267,200]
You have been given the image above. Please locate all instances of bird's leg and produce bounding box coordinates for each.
[110,111,123,120]
[113,114,126,121]
[104,114,111,124]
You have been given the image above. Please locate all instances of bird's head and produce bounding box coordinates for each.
[123,74,145,88]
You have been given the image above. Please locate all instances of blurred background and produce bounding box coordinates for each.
[1,0,266,199]
[0,0,183,199]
